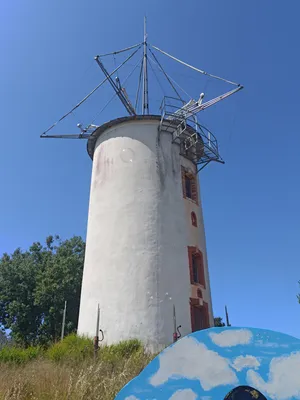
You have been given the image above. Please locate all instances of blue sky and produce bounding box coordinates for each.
[0,1,299,338]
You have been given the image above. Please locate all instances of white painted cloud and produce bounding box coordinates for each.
[124,396,139,400]
[149,336,238,391]
[247,351,300,399]
[209,329,252,347]
[260,351,277,356]
[169,389,197,400]
[232,355,260,371]
[255,340,289,348]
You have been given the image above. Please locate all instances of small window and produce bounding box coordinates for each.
[192,254,199,283]
[185,175,192,198]
[191,212,197,227]
[181,167,198,203]
[188,247,206,287]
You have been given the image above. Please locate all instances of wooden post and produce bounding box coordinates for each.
[61,301,67,341]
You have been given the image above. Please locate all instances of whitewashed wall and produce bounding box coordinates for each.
[181,157,214,327]
[78,119,192,352]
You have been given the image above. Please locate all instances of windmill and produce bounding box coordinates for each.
[41,19,243,351]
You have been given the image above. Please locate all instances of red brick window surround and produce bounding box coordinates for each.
[190,299,210,332]
[181,167,198,204]
[191,212,197,227]
[188,246,206,288]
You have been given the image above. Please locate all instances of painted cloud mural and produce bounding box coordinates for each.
[115,327,300,400]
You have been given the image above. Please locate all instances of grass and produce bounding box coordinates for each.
[0,335,155,400]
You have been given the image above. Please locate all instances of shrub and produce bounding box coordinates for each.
[0,345,41,364]
[99,339,143,363]
[46,333,93,362]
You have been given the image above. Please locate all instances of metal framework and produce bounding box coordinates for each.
[94,56,136,116]
[159,96,224,173]
[40,19,243,170]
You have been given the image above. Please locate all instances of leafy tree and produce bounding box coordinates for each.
[214,317,226,327]
[0,236,85,346]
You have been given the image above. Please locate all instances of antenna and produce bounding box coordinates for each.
[142,16,149,115]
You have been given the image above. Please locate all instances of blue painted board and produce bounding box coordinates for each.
[115,327,300,400]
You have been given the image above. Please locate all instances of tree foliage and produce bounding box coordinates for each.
[214,317,226,327]
[0,236,85,346]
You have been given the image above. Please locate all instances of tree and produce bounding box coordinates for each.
[0,236,85,346]
[214,317,226,327]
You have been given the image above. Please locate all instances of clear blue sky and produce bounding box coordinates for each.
[0,1,299,338]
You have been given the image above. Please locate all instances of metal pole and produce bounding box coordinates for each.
[94,304,100,360]
[61,301,67,341]
[173,304,178,343]
[142,16,149,115]
[225,305,231,327]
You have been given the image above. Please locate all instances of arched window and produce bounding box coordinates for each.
[191,212,197,227]
[181,167,199,204]
[188,247,206,288]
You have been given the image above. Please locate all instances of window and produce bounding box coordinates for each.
[188,247,206,288]
[185,175,192,198]
[181,167,198,204]
[192,254,199,283]
[191,212,197,227]
[190,301,209,332]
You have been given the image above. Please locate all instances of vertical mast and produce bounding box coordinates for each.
[142,16,149,114]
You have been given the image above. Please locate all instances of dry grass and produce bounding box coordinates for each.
[0,338,155,400]
[0,351,153,400]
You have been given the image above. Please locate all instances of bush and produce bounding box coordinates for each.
[0,345,41,364]
[99,339,143,363]
[0,335,145,367]
[46,333,93,362]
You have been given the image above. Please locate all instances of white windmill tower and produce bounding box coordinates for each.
[41,19,243,352]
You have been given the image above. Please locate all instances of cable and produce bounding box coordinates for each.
[148,57,166,97]
[151,44,241,86]
[97,42,142,57]
[42,45,142,136]
[148,48,183,102]
[148,54,192,101]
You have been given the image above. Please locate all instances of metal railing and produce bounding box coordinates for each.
[159,96,224,170]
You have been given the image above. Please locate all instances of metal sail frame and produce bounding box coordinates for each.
[40,20,243,142]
